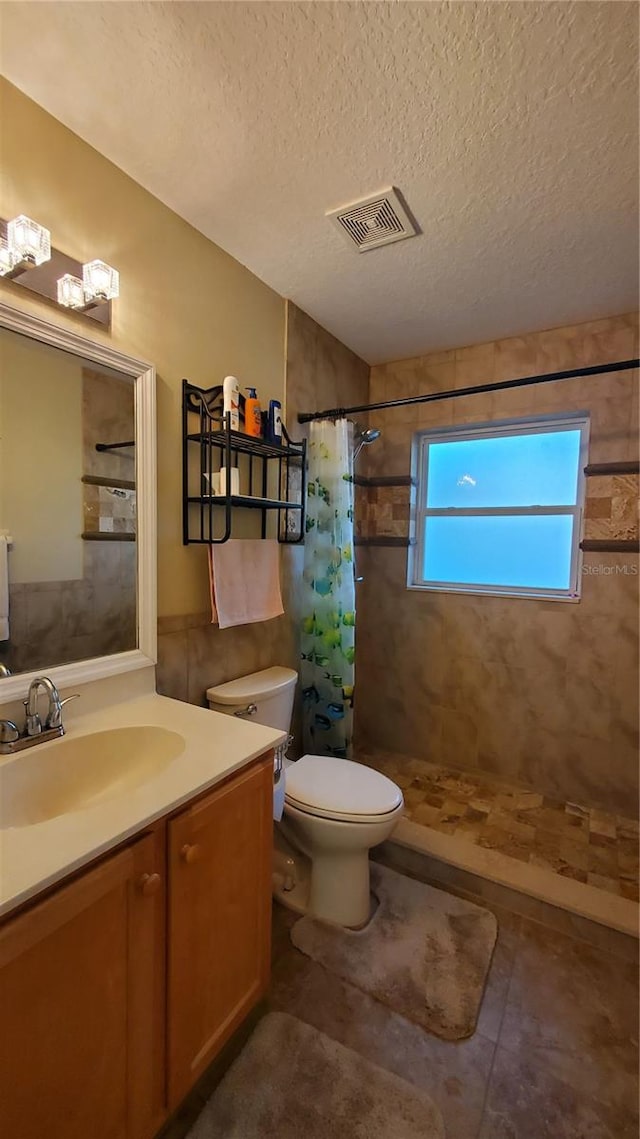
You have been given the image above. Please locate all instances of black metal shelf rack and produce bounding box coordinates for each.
[182,379,306,545]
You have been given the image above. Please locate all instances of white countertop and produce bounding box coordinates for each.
[0,693,285,919]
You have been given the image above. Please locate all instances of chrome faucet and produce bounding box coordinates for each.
[0,676,80,755]
[25,676,63,736]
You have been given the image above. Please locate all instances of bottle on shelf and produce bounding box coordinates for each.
[267,399,282,444]
[223,376,240,430]
[244,387,262,437]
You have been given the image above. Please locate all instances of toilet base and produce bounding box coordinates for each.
[272,830,311,916]
[309,849,372,929]
[272,827,374,929]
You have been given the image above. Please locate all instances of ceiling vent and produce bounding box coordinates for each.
[326,187,417,252]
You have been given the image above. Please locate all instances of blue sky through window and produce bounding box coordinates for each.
[426,429,582,509]
[423,514,575,590]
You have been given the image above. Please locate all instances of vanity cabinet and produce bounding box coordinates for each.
[167,757,273,1106]
[0,831,165,1139]
[0,753,273,1139]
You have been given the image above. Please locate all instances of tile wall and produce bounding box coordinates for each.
[355,313,639,815]
[355,483,410,541]
[585,473,639,542]
[156,610,297,705]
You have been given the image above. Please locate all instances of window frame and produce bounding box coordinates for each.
[407,412,590,602]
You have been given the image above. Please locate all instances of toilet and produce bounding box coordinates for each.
[207,666,404,929]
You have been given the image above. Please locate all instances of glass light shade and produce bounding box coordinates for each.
[0,235,17,276]
[57,273,86,309]
[7,214,51,267]
[82,259,119,301]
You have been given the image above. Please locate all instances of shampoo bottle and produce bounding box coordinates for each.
[267,399,282,444]
[222,375,240,431]
[244,387,262,437]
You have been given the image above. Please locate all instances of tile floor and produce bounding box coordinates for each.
[358,750,640,901]
[270,884,639,1139]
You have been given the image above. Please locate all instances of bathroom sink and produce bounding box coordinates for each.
[0,726,186,829]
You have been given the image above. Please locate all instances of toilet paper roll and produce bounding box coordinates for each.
[273,773,285,822]
[219,466,240,497]
[203,471,220,495]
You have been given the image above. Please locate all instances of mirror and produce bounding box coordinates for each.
[0,303,156,696]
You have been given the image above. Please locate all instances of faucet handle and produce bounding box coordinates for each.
[0,720,19,745]
[46,693,81,730]
[23,699,42,736]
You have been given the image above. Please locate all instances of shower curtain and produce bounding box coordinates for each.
[301,419,355,758]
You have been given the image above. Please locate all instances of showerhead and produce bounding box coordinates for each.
[353,424,382,461]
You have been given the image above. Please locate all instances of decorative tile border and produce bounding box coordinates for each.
[354,470,640,546]
[584,473,639,541]
[355,481,411,540]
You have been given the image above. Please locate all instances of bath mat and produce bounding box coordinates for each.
[186,1011,445,1139]
[290,863,498,1040]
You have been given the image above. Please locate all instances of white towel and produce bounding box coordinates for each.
[208,539,284,629]
[0,536,9,641]
[273,770,286,821]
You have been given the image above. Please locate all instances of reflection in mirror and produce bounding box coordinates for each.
[0,327,137,676]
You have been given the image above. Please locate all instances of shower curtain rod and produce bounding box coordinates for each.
[297,358,640,423]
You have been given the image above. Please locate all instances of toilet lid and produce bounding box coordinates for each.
[206,666,297,705]
[284,755,403,819]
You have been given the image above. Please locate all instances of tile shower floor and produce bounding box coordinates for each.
[358,751,640,902]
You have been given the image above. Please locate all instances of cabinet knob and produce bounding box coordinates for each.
[137,872,161,897]
[180,843,202,865]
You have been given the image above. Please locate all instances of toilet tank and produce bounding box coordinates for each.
[206,666,297,732]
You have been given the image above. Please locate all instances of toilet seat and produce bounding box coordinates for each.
[284,798,404,825]
[284,754,403,824]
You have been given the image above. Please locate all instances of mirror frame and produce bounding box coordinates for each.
[0,301,157,700]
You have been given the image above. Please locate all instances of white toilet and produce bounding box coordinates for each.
[207,666,404,929]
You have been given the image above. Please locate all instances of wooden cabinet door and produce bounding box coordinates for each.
[167,756,273,1107]
[0,832,166,1139]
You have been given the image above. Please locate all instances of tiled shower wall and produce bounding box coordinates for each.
[355,313,639,815]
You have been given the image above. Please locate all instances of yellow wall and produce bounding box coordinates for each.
[0,328,83,582]
[0,78,285,616]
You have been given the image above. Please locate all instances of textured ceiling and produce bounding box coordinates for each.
[1,1,637,364]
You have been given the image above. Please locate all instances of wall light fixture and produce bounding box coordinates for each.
[0,235,16,276]
[0,214,51,278]
[82,260,120,303]
[56,273,86,310]
[57,260,119,312]
[0,214,119,326]
[8,214,51,270]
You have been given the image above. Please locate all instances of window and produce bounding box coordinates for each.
[408,415,589,600]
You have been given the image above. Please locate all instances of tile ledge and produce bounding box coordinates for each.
[391,817,639,939]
